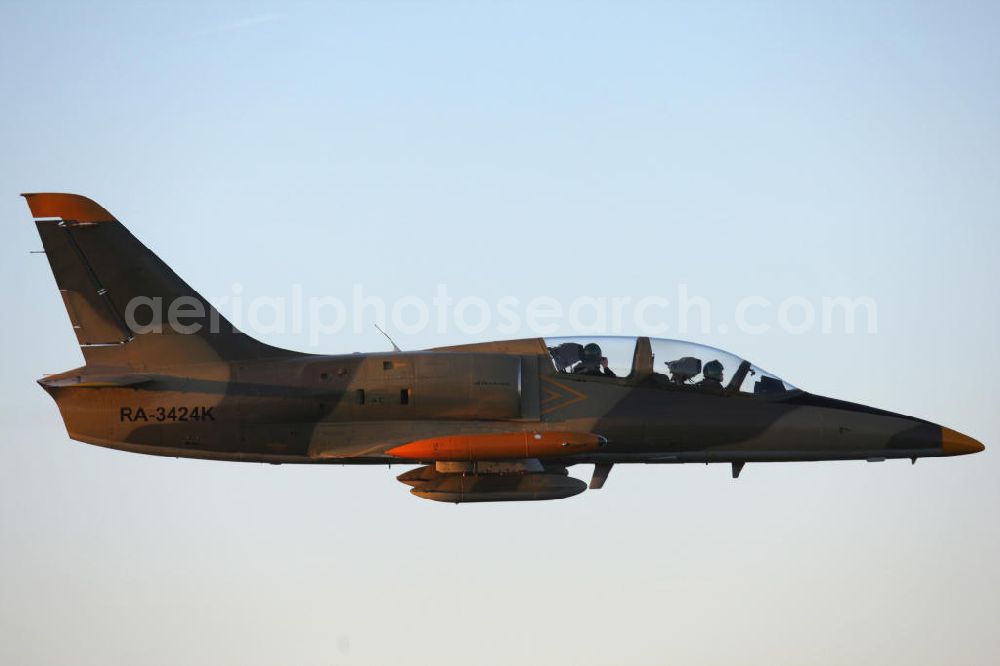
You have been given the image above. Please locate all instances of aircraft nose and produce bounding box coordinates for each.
[941,427,985,456]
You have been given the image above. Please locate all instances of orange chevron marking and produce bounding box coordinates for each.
[540,376,588,414]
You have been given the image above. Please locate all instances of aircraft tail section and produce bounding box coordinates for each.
[25,193,294,369]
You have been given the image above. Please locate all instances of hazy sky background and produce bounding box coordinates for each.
[2,1,999,664]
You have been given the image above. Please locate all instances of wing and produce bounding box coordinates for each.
[391,432,607,503]
[310,428,608,503]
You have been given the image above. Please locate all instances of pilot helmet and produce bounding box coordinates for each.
[703,360,724,382]
[582,343,602,363]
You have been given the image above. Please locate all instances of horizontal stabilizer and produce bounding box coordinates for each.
[39,373,153,389]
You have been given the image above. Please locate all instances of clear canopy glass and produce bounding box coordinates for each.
[544,336,797,396]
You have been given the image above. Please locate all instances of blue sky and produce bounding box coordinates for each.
[1,2,999,664]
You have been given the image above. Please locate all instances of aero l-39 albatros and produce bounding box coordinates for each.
[25,193,985,502]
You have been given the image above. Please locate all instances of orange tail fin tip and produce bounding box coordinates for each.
[22,193,116,223]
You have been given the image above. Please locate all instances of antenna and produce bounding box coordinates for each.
[374,323,401,352]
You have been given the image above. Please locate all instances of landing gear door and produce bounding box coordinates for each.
[519,354,541,421]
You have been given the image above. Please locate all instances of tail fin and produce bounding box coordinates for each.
[25,193,294,369]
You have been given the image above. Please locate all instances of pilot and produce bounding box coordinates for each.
[697,360,724,392]
[574,342,617,377]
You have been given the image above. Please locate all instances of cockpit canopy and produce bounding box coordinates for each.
[545,336,797,396]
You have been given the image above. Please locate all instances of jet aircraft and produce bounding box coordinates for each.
[25,193,985,502]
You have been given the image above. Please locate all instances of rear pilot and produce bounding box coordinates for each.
[697,359,724,392]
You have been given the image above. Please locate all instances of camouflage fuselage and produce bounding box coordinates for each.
[40,338,970,467]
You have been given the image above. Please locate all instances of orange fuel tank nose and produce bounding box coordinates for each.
[941,427,985,456]
[387,431,603,461]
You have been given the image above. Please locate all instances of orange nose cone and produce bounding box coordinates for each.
[941,428,985,456]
